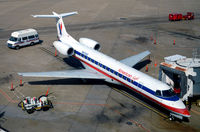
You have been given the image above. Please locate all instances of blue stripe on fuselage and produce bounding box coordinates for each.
[74,50,179,101]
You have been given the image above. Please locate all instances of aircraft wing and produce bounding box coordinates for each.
[120,50,150,67]
[18,69,106,79]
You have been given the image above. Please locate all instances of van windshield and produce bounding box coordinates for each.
[9,37,18,42]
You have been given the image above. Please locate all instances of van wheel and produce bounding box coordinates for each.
[15,46,20,50]
[30,42,34,46]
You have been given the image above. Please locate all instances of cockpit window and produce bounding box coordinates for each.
[162,89,175,97]
[9,37,18,42]
[155,90,161,96]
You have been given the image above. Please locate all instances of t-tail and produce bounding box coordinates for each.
[32,11,78,39]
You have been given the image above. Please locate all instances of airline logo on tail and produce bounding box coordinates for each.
[59,23,62,35]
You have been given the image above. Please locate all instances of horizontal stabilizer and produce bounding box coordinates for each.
[120,50,150,67]
[18,69,105,79]
[32,11,78,18]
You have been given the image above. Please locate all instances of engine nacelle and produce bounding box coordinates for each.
[53,41,74,56]
[79,38,101,51]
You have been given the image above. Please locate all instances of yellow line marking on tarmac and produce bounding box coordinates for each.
[112,88,168,119]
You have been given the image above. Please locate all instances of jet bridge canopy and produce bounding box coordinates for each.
[159,55,200,101]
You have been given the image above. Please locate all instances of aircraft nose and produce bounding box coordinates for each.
[182,108,190,117]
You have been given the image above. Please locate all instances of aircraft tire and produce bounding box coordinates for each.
[27,108,34,114]
[15,46,20,50]
[30,42,34,46]
[197,99,200,107]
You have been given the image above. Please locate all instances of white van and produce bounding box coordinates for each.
[7,29,39,49]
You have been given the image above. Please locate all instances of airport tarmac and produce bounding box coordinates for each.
[0,0,200,131]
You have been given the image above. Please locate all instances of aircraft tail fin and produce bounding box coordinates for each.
[32,11,78,39]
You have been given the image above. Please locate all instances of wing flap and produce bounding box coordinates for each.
[120,51,150,67]
[18,69,105,79]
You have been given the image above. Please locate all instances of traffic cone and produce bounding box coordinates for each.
[173,40,175,45]
[55,49,57,57]
[19,77,23,86]
[154,39,156,44]
[154,61,157,67]
[145,65,148,72]
[150,35,153,41]
[45,88,50,96]
[10,82,14,91]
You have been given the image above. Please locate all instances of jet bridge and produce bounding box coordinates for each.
[159,55,200,106]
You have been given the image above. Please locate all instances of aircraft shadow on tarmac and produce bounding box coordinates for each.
[0,112,9,132]
[28,78,105,85]
[63,56,85,69]
[133,59,151,70]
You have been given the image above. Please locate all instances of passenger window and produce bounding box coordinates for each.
[106,67,110,71]
[22,37,28,41]
[17,38,21,42]
[85,56,88,59]
[118,74,122,78]
[114,71,118,75]
[91,59,94,63]
[103,65,106,69]
[155,90,161,96]
[35,34,38,38]
[88,57,91,61]
[95,61,98,65]
[123,76,127,80]
[76,51,80,55]
[99,63,102,67]
[110,69,113,73]
[137,83,142,88]
[127,78,131,82]
[28,35,35,39]
[132,81,137,86]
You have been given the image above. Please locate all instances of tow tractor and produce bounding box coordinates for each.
[169,12,194,21]
[18,95,53,114]
[183,12,194,20]
[18,88,53,114]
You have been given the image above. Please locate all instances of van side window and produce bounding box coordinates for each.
[22,37,28,41]
[17,38,21,42]
[28,35,35,39]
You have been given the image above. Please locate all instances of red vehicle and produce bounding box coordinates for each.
[183,12,194,20]
[169,13,182,21]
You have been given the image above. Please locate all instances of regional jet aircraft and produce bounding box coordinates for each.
[18,11,190,120]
